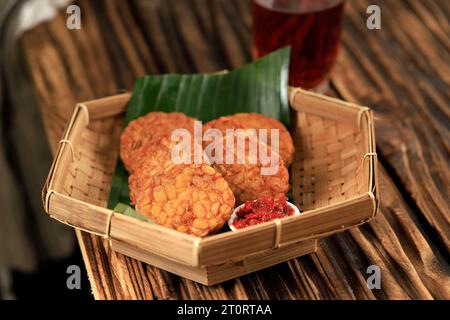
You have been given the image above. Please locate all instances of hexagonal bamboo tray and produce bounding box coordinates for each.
[42,87,378,285]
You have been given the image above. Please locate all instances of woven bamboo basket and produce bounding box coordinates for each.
[42,87,378,285]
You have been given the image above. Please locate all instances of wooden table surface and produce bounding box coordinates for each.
[21,0,449,299]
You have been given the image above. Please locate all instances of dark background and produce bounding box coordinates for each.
[10,248,91,300]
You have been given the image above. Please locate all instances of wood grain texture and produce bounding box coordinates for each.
[20,0,449,299]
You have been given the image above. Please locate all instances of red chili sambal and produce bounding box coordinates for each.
[233,196,296,229]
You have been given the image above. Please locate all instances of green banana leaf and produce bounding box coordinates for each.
[113,203,153,223]
[108,47,291,213]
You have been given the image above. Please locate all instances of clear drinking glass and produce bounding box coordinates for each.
[252,0,345,92]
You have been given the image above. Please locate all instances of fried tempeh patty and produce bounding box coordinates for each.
[203,114,291,204]
[130,161,235,237]
[120,112,197,172]
[229,113,295,166]
[207,135,290,204]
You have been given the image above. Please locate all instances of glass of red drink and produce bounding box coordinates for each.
[252,0,345,92]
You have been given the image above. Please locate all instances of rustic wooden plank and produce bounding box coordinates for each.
[20,0,450,299]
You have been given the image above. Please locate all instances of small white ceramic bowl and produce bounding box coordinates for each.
[228,201,300,231]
